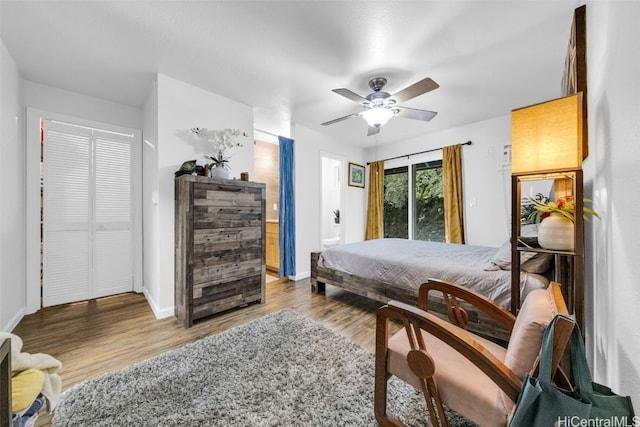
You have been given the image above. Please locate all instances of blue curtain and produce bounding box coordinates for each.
[278,136,296,277]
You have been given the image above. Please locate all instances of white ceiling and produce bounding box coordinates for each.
[0,1,579,148]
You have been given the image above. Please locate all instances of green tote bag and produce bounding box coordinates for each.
[508,315,591,426]
[509,315,636,426]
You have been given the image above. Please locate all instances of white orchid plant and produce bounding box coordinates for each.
[191,127,247,170]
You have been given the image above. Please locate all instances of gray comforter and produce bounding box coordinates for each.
[318,238,546,308]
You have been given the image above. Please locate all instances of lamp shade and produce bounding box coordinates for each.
[362,107,394,127]
[511,93,583,174]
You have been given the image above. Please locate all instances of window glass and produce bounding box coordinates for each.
[383,166,408,238]
[414,160,444,242]
[383,160,444,241]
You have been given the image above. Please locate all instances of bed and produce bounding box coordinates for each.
[310,234,552,341]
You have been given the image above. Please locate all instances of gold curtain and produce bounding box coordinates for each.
[442,145,465,244]
[365,160,384,240]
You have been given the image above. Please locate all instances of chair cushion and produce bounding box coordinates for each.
[388,325,510,427]
[503,286,556,380]
[11,368,45,413]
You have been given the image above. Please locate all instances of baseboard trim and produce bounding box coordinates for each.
[5,306,25,333]
[142,288,174,320]
[289,271,310,281]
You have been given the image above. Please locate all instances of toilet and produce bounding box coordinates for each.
[322,236,341,249]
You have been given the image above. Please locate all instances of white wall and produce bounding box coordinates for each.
[0,41,25,332]
[142,79,162,316]
[148,74,254,317]
[215,122,368,281]
[586,0,640,408]
[22,80,143,130]
[365,115,513,247]
[293,124,366,279]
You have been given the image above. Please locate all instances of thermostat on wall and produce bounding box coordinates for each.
[499,144,512,169]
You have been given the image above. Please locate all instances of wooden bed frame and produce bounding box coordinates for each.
[310,251,512,342]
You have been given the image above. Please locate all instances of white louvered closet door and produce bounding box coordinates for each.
[43,120,134,306]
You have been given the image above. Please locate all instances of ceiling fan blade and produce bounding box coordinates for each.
[389,77,439,104]
[321,112,360,126]
[332,88,368,104]
[367,125,381,136]
[395,107,438,122]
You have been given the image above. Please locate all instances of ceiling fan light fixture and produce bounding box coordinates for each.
[324,76,439,134]
[362,107,394,127]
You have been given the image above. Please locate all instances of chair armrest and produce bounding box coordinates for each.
[419,279,516,331]
[379,300,522,402]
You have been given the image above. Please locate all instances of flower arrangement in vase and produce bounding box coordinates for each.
[191,128,248,178]
[527,194,599,223]
[525,194,598,251]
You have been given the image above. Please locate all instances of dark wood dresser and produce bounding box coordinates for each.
[175,175,266,328]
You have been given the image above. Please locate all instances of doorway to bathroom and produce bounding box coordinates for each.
[320,153,345,250]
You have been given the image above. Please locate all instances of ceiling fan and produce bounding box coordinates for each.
[321,76,439,136]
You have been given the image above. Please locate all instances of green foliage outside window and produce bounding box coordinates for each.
[384,170,409,238]
[414,167,444,241]
[383,162,445,242]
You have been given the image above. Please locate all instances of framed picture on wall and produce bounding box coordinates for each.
[348,162,365,188]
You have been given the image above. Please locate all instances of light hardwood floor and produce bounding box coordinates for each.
[13,278,396,426]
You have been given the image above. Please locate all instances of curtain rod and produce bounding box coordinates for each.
[367,140,472,165]
[254,128,280,138]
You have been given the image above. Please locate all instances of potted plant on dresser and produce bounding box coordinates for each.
[191,127,247,179]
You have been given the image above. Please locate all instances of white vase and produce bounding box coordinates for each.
[209,166,229,179]
[537,213,575,251]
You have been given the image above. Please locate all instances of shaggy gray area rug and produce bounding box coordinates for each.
[52,309,477,426]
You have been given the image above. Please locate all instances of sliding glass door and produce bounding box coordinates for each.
[383,160,444,242]
[383,166,409,238]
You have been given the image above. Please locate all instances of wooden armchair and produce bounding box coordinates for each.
[375,280,574,427]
